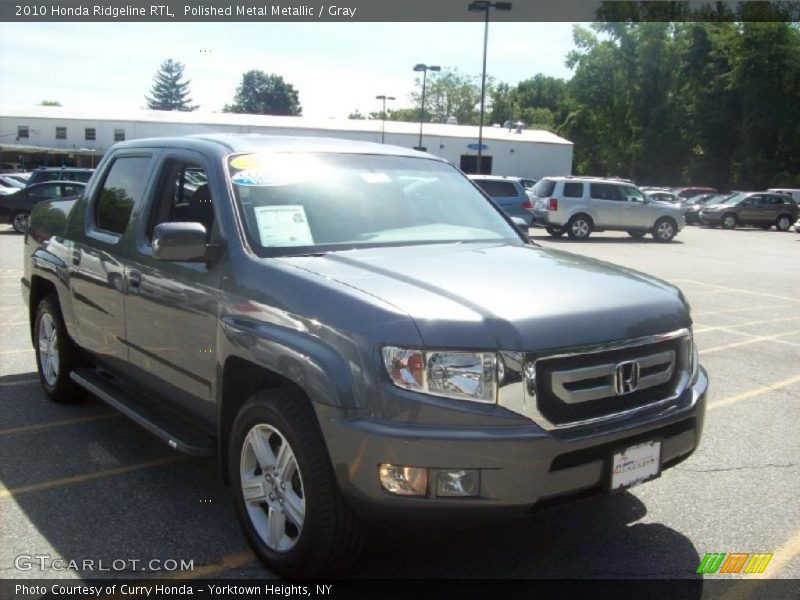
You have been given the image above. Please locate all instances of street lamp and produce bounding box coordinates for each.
[468,0,512,174]
[413,63,440,150]
[375,94,396,144]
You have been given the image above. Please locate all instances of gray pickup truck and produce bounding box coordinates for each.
[22,135,708,577]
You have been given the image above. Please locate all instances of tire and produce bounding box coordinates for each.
[722,213,737,229]
[776,215,793,232]
[566,214,592,240]
[229,388,364,578]
[627,231,646,239]
[33,295,82,403]
[11,210,30,234]
[652,218,678,242]
[545,226,565,238]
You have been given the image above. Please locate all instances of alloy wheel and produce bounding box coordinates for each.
[37,313,60,387]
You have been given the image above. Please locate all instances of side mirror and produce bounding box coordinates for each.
[510,217,529,236]
[153,222,208,262]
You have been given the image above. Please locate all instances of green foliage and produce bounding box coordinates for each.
[38,100,62,107]
[348,109,366,120]
[223,70,302,116]
[145,59,198,112]
[410,69,482,125]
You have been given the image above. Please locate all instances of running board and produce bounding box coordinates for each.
[70,368,216,457]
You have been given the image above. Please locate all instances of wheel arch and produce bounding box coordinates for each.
[28,275,58,345]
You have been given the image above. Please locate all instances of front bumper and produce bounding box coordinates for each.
[317,367,708,520]
[699,211,723,224]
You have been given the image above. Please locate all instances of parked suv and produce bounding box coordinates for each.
[26,167,94,187]
[23,135,707,576]
[699,192,798,230]
[468,175,534,226]
[530,177,685,242]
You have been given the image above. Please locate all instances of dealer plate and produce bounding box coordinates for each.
[610,440,662,491]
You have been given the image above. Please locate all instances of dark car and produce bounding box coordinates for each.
[699,192,798,230]
[673,186,717,201]
[26,167,94,187]
[23,135,707,577]
[683,193,729,225]
[0,181,85,233]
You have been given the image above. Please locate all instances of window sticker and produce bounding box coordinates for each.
[253,205,314,247]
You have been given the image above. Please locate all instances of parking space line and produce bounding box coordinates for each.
[166,550,257,579]
[699,329,800,355]
[701,328,800,349]
[692,302,800,317]
[0,455,187,499]
[673,279,800,303]
[0,413,120,435]
[0,321,27,327]
[694,315,800,333]
[0,348,34,355]
[0,377,38,387]
[707,373,800,412]
[721,527,800,600]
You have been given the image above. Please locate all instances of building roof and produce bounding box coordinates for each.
[0,106,573,146]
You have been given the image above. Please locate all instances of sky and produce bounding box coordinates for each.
[0,22,580,119]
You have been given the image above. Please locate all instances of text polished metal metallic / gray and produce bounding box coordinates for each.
[497,329,692,430]
[551,350,675,404]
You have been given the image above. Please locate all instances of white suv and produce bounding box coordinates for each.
[530,177,685,242]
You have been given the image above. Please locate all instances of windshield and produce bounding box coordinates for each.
[722,193,745,205]
[227,152,521,256]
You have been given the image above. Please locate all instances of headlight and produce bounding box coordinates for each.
[381,346,497,403]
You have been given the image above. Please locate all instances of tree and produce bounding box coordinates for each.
[223,70,302,116]
[38,100,62,107]
[145,59,198,111]
[410,69,481,125]
[347,109,366,120]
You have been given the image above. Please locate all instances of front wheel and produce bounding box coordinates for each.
[652,218,677,242]
[722,213,737,229]
[230,389,364,578]
[545,226,565,238]
[566,215,592,240]
[11,210,30,234]
[776,215,793,232]
[34,295,82,403]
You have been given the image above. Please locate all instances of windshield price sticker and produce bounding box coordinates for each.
[253,205,314,247]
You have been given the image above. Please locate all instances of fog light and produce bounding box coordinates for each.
[379,464,428,496]
[436,469,480,497]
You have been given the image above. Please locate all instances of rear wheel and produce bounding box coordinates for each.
[722,213,737,229]
[11,210,30,234]
[545,226,565,238]
[230,388,364,578]
[652,218,677,242]
[34,295,82,403]
[776,215,793,232]
[566,215,592,240]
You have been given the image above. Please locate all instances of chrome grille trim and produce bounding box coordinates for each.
[551,349,675,404]
[497,328,692,431]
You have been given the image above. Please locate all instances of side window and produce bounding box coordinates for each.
[95,157,151,235]
[30,185,60,199]
[62,184,82,197]
[563,182,583,198]
[147,160,214,242]
[532,178,555,197]
[621,186,645,202]
[590,183,624,201]
[475,180,518,198]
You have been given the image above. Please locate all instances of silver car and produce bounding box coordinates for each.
[530,176,685,242]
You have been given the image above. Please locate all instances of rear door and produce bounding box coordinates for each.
[619,185,652,228]
[589,182,623,227]
[69,152,155,372]
[738,195,765,225]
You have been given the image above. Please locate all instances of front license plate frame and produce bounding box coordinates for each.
[609,440,662,492]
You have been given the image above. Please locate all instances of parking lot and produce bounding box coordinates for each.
[0,223,798,586]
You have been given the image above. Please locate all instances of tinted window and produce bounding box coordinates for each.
[95,157,151,235]
[474,180,518,198]
[590,183,624,201]
[532,179,555,197]
[29,184,61,199]
[563,182,583,198]
[63,171,92,183]
[61,184,83,197]
[147,161,213,242]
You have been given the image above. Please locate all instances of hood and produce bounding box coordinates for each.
[279,243,690,351]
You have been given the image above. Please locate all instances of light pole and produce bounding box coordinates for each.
[468,1,512,174]
[375,94,395,144]
[413,63,440,150]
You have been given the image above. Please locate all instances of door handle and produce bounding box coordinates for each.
[71,250,81,266]
[128,270,142,289]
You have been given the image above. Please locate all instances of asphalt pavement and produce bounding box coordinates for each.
[0,223,798,588]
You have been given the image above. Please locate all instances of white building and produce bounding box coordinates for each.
[0,106,573,179]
